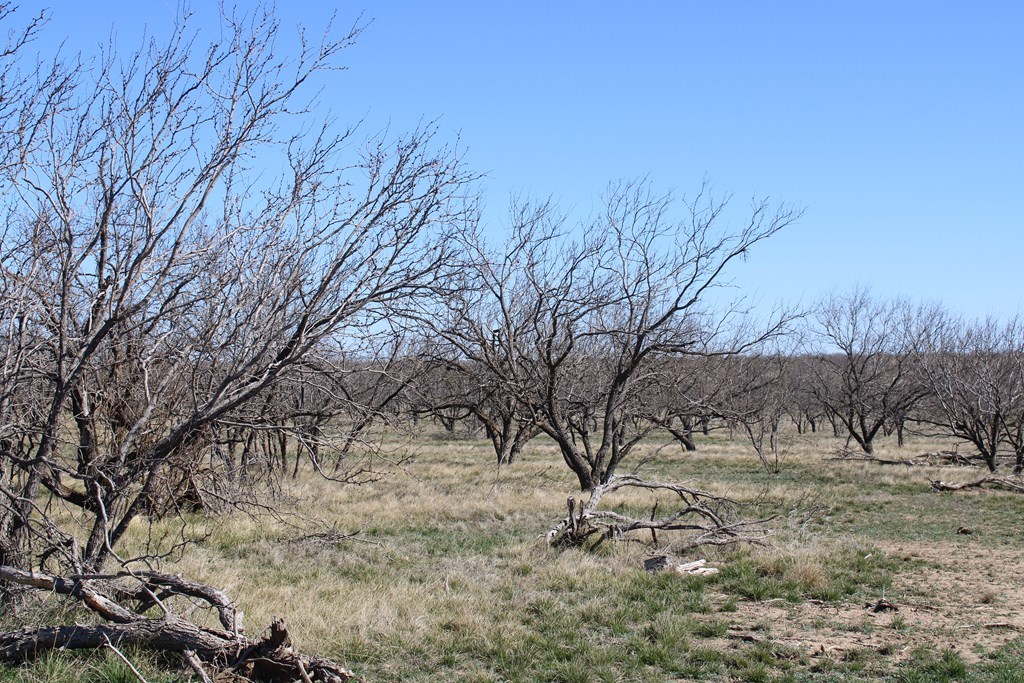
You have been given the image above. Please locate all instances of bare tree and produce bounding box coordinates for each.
[645,356,726,452]
[915,314,1024,473]
[780,359,826,434]
[209,344,415,486]
[410,351,541,465]
[431,182,800,491]
[719,352,791,473]
[804,289,928,455]
[0,4,476,677]
[0,6,472,576]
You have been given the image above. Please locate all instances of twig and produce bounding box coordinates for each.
[182,650,214,683]
[296,659,315,683]
[102,635,149,683]
[282,529,382,548]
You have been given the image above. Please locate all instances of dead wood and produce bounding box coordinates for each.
[643,556,719,576]
[545,474,770,550]
[918,451,983,467]
[0,566,360,682]
[726,629,767,644]
[865,598,898,613]
[183,649,215,683]
[830,448,986,468]
[281,528,381,551]
[827,449,918,466]
[929,476,1024,494]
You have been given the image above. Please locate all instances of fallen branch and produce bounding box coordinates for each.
[544,475,770,550]
[0,566,360,682]
[829,449,983,468]
[929,477,1024,494]
[726,629,766,644]
[827,449,918,466]
[865,598,898,613]
[281,528,381,550]
[919,451,982,467]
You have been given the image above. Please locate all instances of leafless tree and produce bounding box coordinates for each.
[410,350,541,465]
[0,6,473,578]
[0,4,476,677]
[431,182,801,491]
[719,352,792,473]
[644,356,728,452]
[209,343,414,486]
[804,289,928,455]
[914,314,1024,473]
[779,359,827,434]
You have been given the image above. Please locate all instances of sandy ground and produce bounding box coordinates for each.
[709,538,1024,667]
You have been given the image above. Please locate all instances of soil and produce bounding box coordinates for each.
[719,539,1024,666]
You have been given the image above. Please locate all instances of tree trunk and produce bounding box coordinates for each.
[0,566,360,682]
[666,426,696,452]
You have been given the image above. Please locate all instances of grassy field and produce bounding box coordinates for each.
[3,429,1024,682]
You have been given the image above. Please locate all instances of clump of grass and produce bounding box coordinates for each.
[893,648,968,682]
[692,618,730,638]
[716,543,895,604]
[0,648,186,683]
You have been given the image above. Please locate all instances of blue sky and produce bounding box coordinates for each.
[28,1,1024,319]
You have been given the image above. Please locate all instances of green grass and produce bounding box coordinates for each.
[0,649,187,683]
[3,430,1023,681]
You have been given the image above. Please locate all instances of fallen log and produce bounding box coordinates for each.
[0,566,360,682]
[929,476,1024,494]
[919,451,982,467]
[827,448,912,465]
[827,449,921,466]
[829,449,984,468]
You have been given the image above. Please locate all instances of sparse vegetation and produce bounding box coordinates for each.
[5,429,1023,681]
[1,4,1022,683]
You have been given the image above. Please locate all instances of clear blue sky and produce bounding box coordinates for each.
[26,1,1024,319]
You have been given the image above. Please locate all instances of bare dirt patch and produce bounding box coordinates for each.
[724,538,1024,667]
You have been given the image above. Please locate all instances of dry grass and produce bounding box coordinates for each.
[6,428,1024,681]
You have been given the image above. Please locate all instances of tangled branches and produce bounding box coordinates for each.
[0,566,359,681]
[544,475,770,551]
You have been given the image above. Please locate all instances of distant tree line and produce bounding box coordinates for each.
[1,0,1020,593]
[403,287,1024,477]
[0,6,1020,677]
